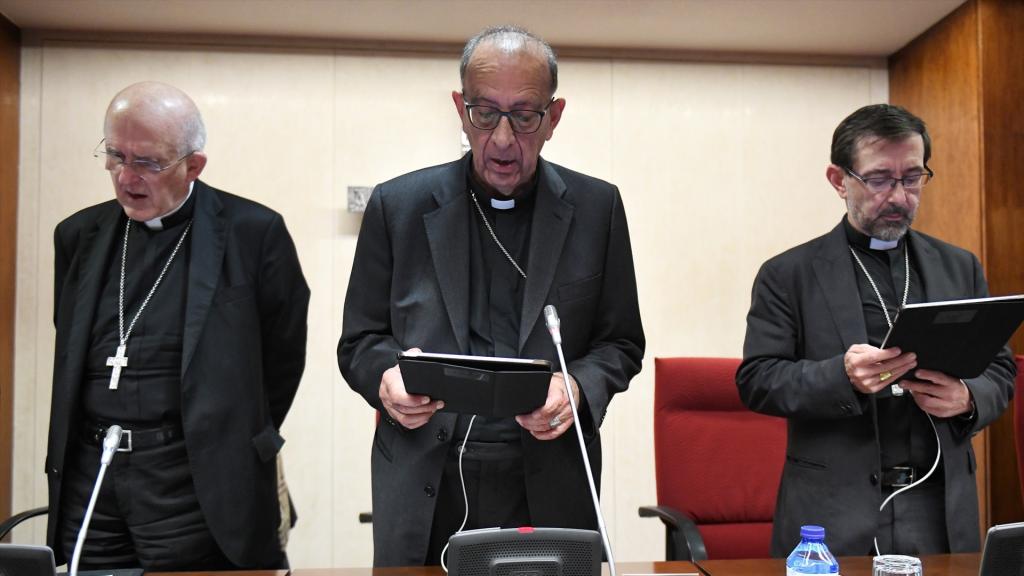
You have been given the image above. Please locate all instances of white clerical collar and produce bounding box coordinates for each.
[143,182,194,231]
[869,237,900,250]
[490,197,515,210]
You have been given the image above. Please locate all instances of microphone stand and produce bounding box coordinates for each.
[70,425,123,576]
[544,305,617,576]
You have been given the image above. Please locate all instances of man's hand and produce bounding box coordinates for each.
[378,347,443,429]
[900,369,973,418]
[844,344,917,394]
[515,372,579,441]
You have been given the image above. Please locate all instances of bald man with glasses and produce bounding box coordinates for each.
[47,81,308,571]
[339,26,644,567]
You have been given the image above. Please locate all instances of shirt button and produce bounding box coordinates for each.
[424,483,436,497]
[437,428,447,442]
[870,473,880,486]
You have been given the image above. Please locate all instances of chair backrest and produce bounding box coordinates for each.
[653,357,786,560]
[1014,355,1024,507]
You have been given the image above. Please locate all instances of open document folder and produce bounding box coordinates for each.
[399,352,552,417]
[881,294,1024,381]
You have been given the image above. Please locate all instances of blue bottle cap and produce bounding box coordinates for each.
[800,525,825,540]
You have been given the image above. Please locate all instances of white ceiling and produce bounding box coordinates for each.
[0,0,965,58]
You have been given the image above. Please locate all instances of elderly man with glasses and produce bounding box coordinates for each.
[737,104,1015,557]
[47,81,309,571]
[339,25,645,567]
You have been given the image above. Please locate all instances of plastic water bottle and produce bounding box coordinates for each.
[785,525,840,574]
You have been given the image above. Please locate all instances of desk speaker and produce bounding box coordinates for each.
[979,521,1024,576]
[0,544,57,576]
[447,527,601,576]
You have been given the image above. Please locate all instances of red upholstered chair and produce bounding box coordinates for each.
[1014,355,1024,507]
[639,357,786,561]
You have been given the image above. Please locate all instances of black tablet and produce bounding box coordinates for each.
[881,294,1024,380]
[399,352,552,417]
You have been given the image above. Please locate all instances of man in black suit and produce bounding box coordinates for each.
[738,104,1015,557]
[47,81,309,571]
[338,26,645,566]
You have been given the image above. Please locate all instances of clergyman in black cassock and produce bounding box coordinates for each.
[47,82,309,571]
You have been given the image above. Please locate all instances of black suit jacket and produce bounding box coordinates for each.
[338,155,645,566]
[737,220,1015,556]
[47,180,309,567]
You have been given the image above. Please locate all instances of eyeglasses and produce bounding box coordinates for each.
[94,139,193,176]
[845,167,934,195]
[463,98,554,134]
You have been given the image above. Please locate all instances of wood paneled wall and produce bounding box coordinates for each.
[889,0,1024,529]
[0,13,20,534]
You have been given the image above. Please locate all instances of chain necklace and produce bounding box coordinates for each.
[105,217,193,390]
[469,190,527,279]
[848,243,910,395]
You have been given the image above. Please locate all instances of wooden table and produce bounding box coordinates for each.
[698,553,980,575]
[150,554,980,576]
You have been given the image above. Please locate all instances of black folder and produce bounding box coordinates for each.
[399,352,552,417]
[881,294,1024,380]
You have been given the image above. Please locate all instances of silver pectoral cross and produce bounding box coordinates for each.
[106,344,128,390]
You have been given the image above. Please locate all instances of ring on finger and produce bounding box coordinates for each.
[549,415,562,429]
[879,371,893,382]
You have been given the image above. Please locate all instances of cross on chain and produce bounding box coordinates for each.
[106,344,128,390]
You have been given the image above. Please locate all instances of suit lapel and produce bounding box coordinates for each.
[182,181,226,375]
[423,161,471,353]
[906,231,947,302]
[519,160,573,353]
[65,206,122,390]
[812,222,868,350]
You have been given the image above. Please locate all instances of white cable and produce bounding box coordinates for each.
[441,414,477,573]
[873,412,941,556]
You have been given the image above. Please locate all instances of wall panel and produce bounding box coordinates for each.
[0,13,20,536]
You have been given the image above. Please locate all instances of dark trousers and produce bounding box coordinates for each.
[59,434,235,571]
[874,477,950,555]
[425,441,531,565]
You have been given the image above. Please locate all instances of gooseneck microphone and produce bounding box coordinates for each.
[70,424,123,576]
[543,305,617,576]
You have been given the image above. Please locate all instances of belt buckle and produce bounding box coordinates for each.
[890,465,915,488]
[117,429,133,453]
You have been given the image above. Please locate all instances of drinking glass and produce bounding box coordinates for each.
[873,554,923,576]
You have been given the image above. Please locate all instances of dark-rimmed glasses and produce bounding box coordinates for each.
[94,139,193,176]
[845,167,934,195]
[463,98,554,134]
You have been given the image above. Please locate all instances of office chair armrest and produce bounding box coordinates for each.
[638,505,707,562]
[0,506,48,540]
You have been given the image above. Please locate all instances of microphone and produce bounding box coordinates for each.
[543,305,561,345]
[70,425,123,576]
[543,305,617,576]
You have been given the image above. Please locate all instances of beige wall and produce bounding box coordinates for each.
[13,39,887,567]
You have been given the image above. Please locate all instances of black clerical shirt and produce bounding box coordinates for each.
[844,217,938,476]
[83,194,194,426]
[457,179,536,442]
